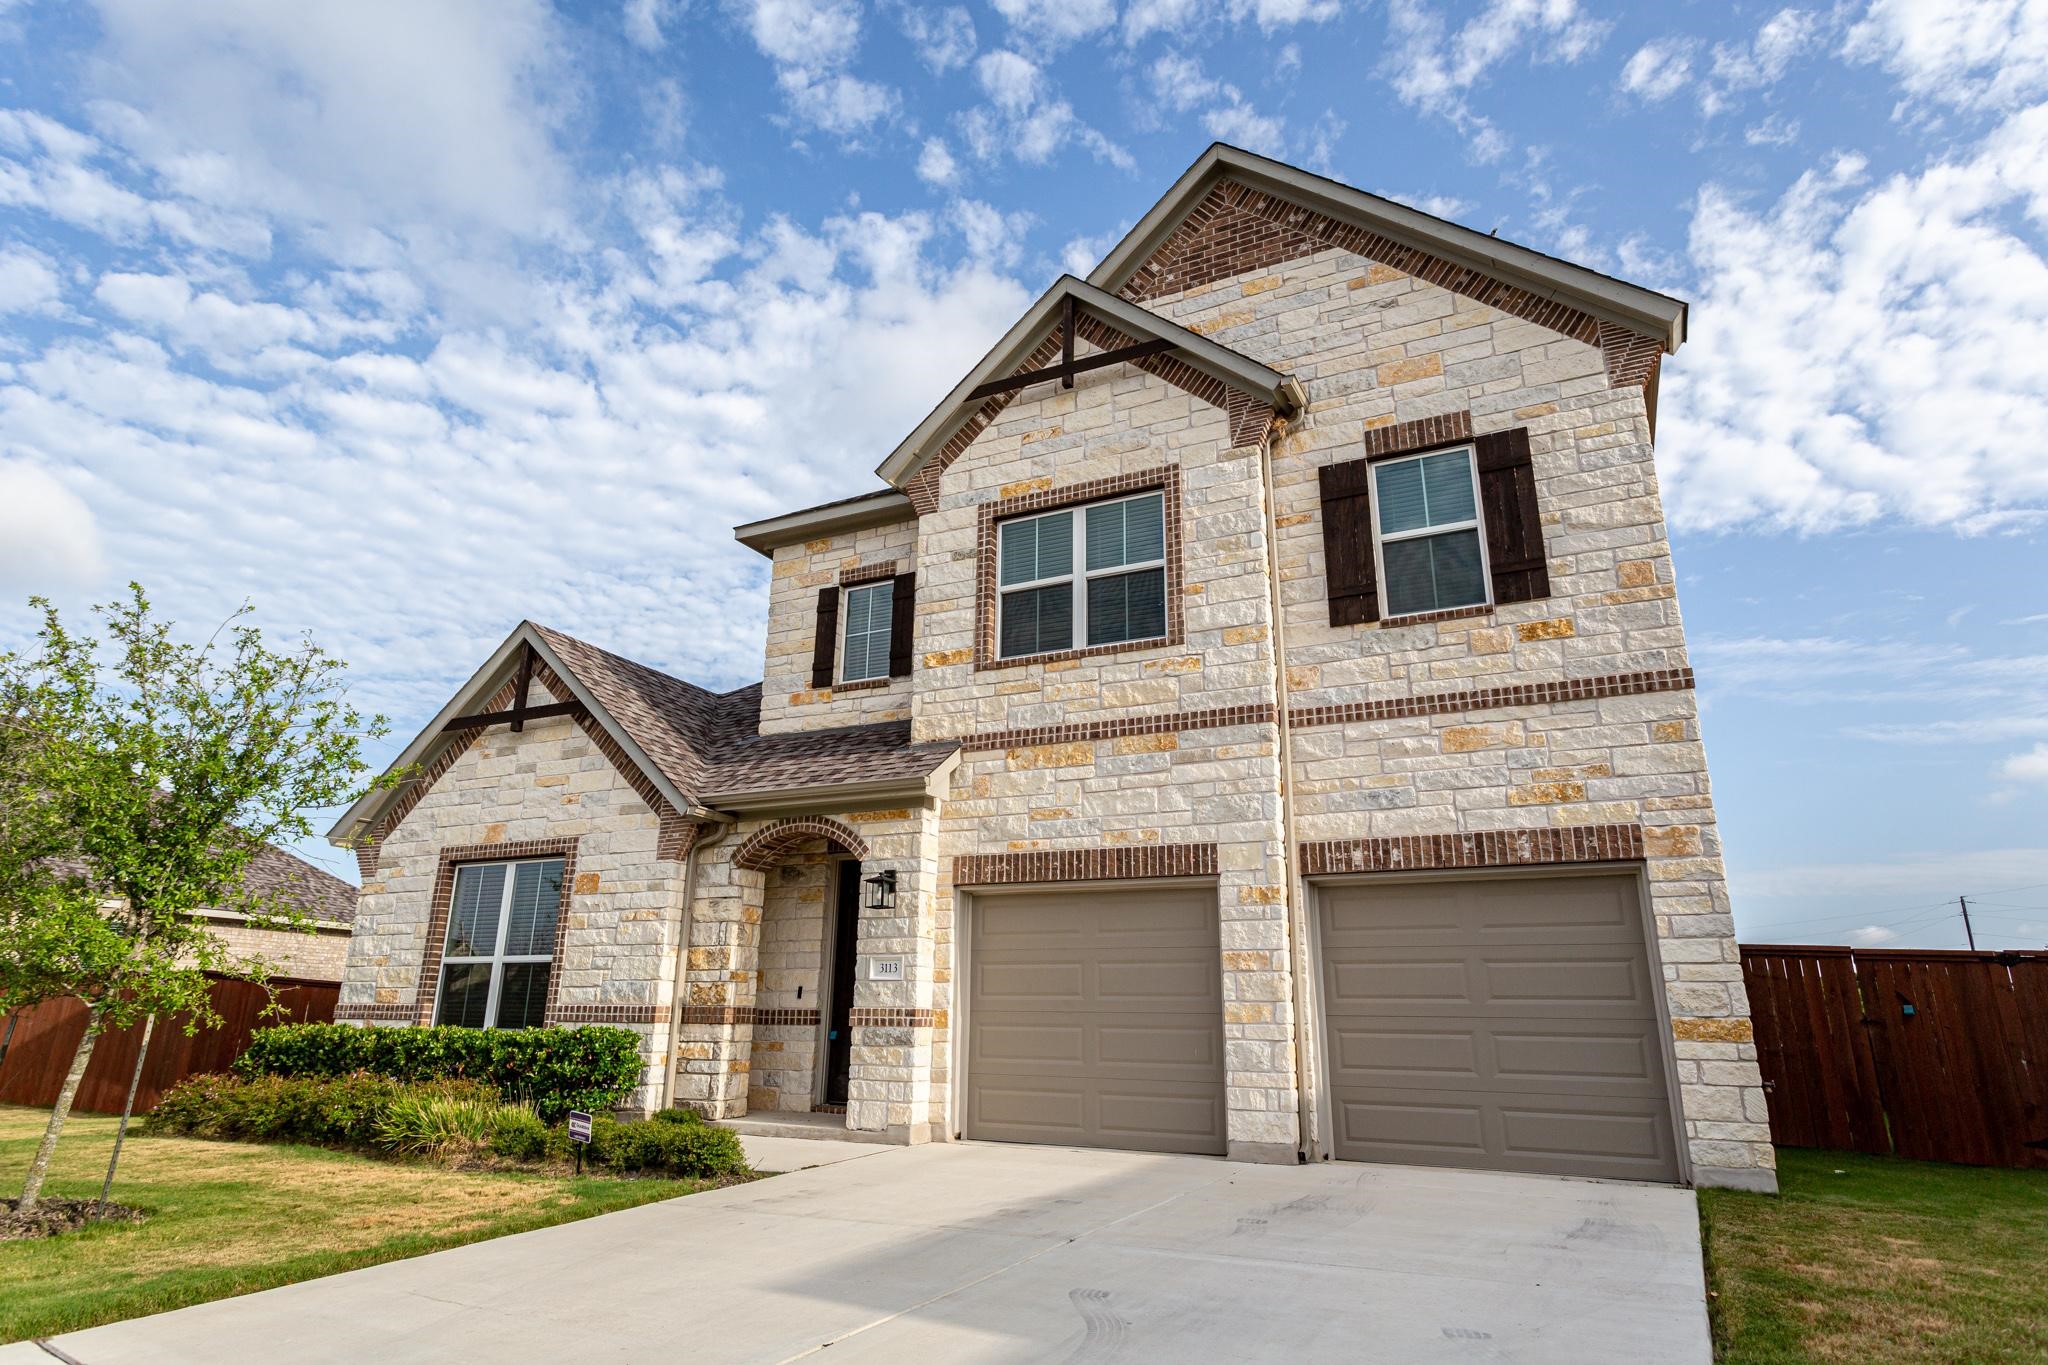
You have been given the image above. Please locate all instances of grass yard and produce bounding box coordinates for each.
[0,1104,715,1343]
[1701,1147,2048,1363]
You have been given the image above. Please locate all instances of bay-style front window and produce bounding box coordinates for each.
[998,490,1167,658]
[435,857,563,1028]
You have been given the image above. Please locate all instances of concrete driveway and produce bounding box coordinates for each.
[19,1141,1710,1364]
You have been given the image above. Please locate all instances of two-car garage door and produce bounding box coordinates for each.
[1316,872,1681,1184]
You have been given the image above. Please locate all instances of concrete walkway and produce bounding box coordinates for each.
[19,1142,1711,1364]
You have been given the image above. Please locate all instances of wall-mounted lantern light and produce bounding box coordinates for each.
[862,868,898,911]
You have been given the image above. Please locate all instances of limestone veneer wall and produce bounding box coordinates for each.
[1135,247,1772,1184]
[750,840,831,1112]
[758,518,917,735]
[338,682,689,1111]
[204,918,352,983]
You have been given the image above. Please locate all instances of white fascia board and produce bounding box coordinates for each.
[734,490,917,556]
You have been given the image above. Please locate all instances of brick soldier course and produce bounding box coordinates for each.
[331,143,1773,1190]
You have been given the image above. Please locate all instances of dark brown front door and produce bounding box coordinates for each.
[824,860,860,1105]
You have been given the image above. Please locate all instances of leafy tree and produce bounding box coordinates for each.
[0,585,389,1210]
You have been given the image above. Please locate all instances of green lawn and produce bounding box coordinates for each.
[1701,1147,2048,1363]
[0,1104,714,1343]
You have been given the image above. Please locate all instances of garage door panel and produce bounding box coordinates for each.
[1317,874,1680,1183]
[968,886,1226,1156]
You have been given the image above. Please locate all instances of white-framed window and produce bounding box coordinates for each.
[840,581,894,683]
[435,857,563,1029]
[1371,446,1490,618]
[997,490,1167,659]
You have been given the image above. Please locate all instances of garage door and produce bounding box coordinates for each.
[1316,873,1681,1183]
[966,885,1226,1155]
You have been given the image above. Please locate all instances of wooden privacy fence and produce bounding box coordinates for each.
[1741,945,2048,1168]
[0,976,338,1116]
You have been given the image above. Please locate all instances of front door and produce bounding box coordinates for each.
[824,860,860,1106]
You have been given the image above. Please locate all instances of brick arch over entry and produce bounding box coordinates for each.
[732,816,871,872]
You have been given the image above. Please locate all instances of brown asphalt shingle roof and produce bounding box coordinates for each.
[238,843,361,925]
[528,624,956,808]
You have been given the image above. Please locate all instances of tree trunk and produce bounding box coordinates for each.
[17,1011,102,1211]
[98,1012,156,1212]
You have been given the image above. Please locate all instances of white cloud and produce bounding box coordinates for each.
[1123,0,1337,45]
[740,0,896,133]
[916,136,959,187]
[1385,190,1475,219]
[957,50,1129,170]
[898,4,976,72]
[0,247,61,314]
[1384,0,1610,160]
[0,461,103,591]
[1660,104,2048,534]
[1846,924,1899,946]
[2001,743,2048,782]
[1743,113,1801,146]
[1145,52,1298,159]
[1620,39,1694,101]
[624,0,683,49]
[988,0,1116,48]
[952,198,1032,266]
[976,49,1042,112]
[1149,52,1221,112]
[1703,8,1820,115]
[1845,0,2048,112]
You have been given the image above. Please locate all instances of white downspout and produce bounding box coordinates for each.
[1258,410,1317,1162]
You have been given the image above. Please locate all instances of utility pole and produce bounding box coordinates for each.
[1959,896,1977,951]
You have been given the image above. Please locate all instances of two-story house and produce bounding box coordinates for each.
[329,145,1775,1193]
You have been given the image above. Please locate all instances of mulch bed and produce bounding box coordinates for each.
[1,1196,147,1242]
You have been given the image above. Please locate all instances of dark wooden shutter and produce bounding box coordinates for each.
[1474,427,1551,605]
[809,587,840,688]
[1318,457,1379,625]
[888,572,916,677]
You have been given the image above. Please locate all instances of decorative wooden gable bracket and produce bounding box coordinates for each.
[965,295,1178,401]
[441,641,586,734]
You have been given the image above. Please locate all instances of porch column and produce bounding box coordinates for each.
[845,807,941,1141]
[671,851,760,1119]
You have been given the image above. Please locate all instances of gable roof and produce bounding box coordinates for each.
[875,274,1306,488]
[237,843,361,925]
[327,622,958,849]
[1089,143,1688,352]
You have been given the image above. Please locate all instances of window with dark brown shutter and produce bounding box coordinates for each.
[809,587,840,689]
[888,572,916,677]
[1473,428,1551,605]
[1318,458,1379,625]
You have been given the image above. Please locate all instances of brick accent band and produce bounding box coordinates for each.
[848,1008,939,1028]
[672,1006,842,1028]
[960,703,1277,752]
[334,1002,414,1023]
[1288,668,1694,729]
[1376,603,1495,629]
[1301,824,1645,876]
[1362,411,1474,460]
[549,1004,668,1025]
[954,843,1219,886]
[975,466,1187,672]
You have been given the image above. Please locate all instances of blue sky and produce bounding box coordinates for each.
[0,0,2043,949]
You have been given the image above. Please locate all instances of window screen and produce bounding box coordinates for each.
[1372,449,1487,617]
[841,581,894,682]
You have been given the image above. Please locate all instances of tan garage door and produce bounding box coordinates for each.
[966,885,1226,1155]
[1316,872,1681,1183]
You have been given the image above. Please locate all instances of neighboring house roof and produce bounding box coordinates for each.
[327,621,959,849]
[237,843,360,925]
[876,274,1306,489]
[1087,142,1689,351]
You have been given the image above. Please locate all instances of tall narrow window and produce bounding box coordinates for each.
[1372,447,1489,617]
[840,581,894,682]
[997,490,1167,659]
[436,857,563,1029]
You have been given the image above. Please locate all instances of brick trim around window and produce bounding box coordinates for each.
[974,466,1187,672]
[412,839,580,1027]
[1300,824,1644,876]
[1360,411,1475,461]
[954,843,1219,886]
[839,560,900,586]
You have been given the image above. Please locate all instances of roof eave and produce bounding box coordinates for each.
[733,490,918,557]
[699,750,960,816]
[1086,144,1690,354]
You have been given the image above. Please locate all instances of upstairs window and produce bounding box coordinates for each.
[1371,447,1488,617]
[436,857,562,1029]
[998,491,1166,658]
[840,581,894,683]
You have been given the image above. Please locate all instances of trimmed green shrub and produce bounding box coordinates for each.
[376,1094,542,1158]
[649,1107,705,1128]
[583,1113,749,1179]
[146,1072,497,1148]
[488,1107,552,1163]
[235,1023,642,1120]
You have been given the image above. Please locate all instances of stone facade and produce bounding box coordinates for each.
[202,916,352,983]
[335,162,1770,1190]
